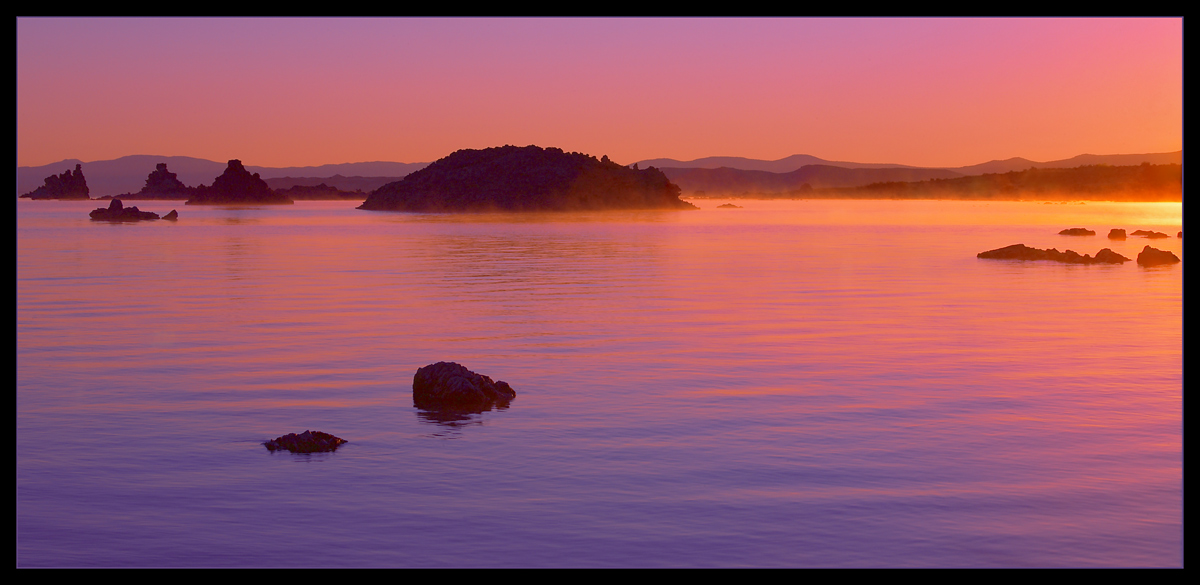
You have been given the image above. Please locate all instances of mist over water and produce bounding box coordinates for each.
[17,199,1181,567]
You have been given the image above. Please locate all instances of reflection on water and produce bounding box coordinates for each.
[17,199,1181,567]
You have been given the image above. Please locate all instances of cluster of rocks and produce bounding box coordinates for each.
[979,242,1181,267]
[978,243,1130,264]
[263,430,348,453]
[1055,227,1177,240]
[262,363,517,453]
[412,361,516,412]
[20,164,90,200]
[89,198,178,222]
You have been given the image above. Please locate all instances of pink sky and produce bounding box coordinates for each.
[16,18,1182,169]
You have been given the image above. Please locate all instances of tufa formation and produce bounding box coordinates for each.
[20,164,90,200]
[186,159,292,205]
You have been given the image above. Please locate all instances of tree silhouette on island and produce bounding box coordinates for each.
[358,145,697,212]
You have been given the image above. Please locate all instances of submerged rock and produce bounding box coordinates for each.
[1059,228,1095,236]
[977,243,1130,264]
[264,430,347,453]
[413,362,516,411]
[1136,246,1180,266]
[716,203,743,208]
[89,198,161,221]
[1107,229,1126,239]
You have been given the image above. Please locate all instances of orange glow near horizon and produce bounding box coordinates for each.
[17,18,1182,169]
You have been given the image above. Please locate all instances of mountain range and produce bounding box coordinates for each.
[17,151,1181,198]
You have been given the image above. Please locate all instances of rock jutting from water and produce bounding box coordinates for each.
[88,198,162,221]
[118,163,195,200]
[359,145,698,212]
[263,430,348,453]
[1136,246,1181,266]
[1131,230,1170,239]
[716,203,743,208]
[1108,229,1127,239]
[186,159,293,205]
[412,361,516,411]
[977,243,1130,264]
[1059,228,1096,236]
[20,164,90,200]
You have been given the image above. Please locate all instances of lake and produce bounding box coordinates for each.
[16,198,1182,567]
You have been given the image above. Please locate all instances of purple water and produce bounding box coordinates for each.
[17,199,1182,567]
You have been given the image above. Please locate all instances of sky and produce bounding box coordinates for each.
[16,17,1183,169]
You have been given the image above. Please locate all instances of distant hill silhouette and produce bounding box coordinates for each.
[636,154,923,173]
[663,165,964,195]
[263,175,404,193]
[829,163,1181,201]
[952,151,1182,176]
[712,163,1180,202]
[654,151,1182,196]
[359,145,697,212]
[637,151,1182,176]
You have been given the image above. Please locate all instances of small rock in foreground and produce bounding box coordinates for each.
[1059,228,1095,236]
[1136,246,1180,267]
[413,361,516,411]
[977,243,1129,264]
[264,430,347,453]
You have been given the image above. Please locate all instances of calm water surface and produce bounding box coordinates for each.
[16,199,1182,567]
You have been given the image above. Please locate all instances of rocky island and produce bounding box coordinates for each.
[20,164,90,200]
[186,159,292,205]
[89,198,173,221]
[977,243,1130,264]
[358,145,698,212]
